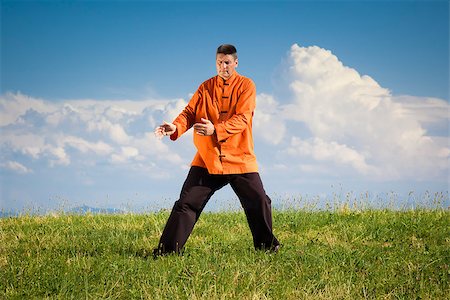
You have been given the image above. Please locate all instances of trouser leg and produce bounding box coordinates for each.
[230,173,280,250]
[156,167,227,254]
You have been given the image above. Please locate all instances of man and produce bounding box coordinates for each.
[153,44,280,256]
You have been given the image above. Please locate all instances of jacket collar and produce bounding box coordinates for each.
[217,71,239,87]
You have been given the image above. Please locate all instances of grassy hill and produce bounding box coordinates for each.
[1,208,449,299]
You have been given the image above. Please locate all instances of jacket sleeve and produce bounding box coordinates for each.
[170,89,200,141]
[215,79,256,142]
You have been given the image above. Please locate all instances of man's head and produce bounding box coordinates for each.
[216,44,238,80]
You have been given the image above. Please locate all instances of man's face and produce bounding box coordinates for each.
[216,53,238,80]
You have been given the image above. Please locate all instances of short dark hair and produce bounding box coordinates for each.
[217,44,237,59]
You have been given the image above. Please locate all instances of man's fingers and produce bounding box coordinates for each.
[193,124,205,135]
[193,123,205,130]
[162,121,175,129]
[154,121,175,139]
[194,119,213,136]
[154,127,164,139]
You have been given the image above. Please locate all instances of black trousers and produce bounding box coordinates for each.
[156,166,280,254]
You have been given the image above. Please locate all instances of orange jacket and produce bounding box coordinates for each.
[170,72,258,174]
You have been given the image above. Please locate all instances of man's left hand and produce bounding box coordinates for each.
[193,118,215,136]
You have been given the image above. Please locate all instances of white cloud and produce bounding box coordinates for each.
[111,146,139,163]
[62,136,113,155]
[266,44,449,181]
[392,96,449,135]
[1,161,33,174]
[0,92,57,126]
[286,137,377,175]
[0,133,46,159]
[85,117,131,145]
[48,146,70,166]
[254,93,286,145]
[0,93,191,174]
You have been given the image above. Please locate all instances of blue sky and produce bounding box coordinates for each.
[1,0,449,213]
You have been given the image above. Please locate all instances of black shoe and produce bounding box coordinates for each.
[271,244,281,253]
[152,248,163,259]
[152,248,183,259]
[256,243,281,253]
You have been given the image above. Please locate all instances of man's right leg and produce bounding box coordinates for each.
[154,167,227,255]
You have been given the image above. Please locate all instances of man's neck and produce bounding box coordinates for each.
[218,71,236,81]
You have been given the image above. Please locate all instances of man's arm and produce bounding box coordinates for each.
[155,89,201,140]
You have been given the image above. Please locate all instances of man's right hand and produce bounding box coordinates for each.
[154,121,176,139]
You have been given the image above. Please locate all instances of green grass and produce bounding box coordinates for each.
[1,208,449,299]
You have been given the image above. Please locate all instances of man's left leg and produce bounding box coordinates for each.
[230,172,280,251]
